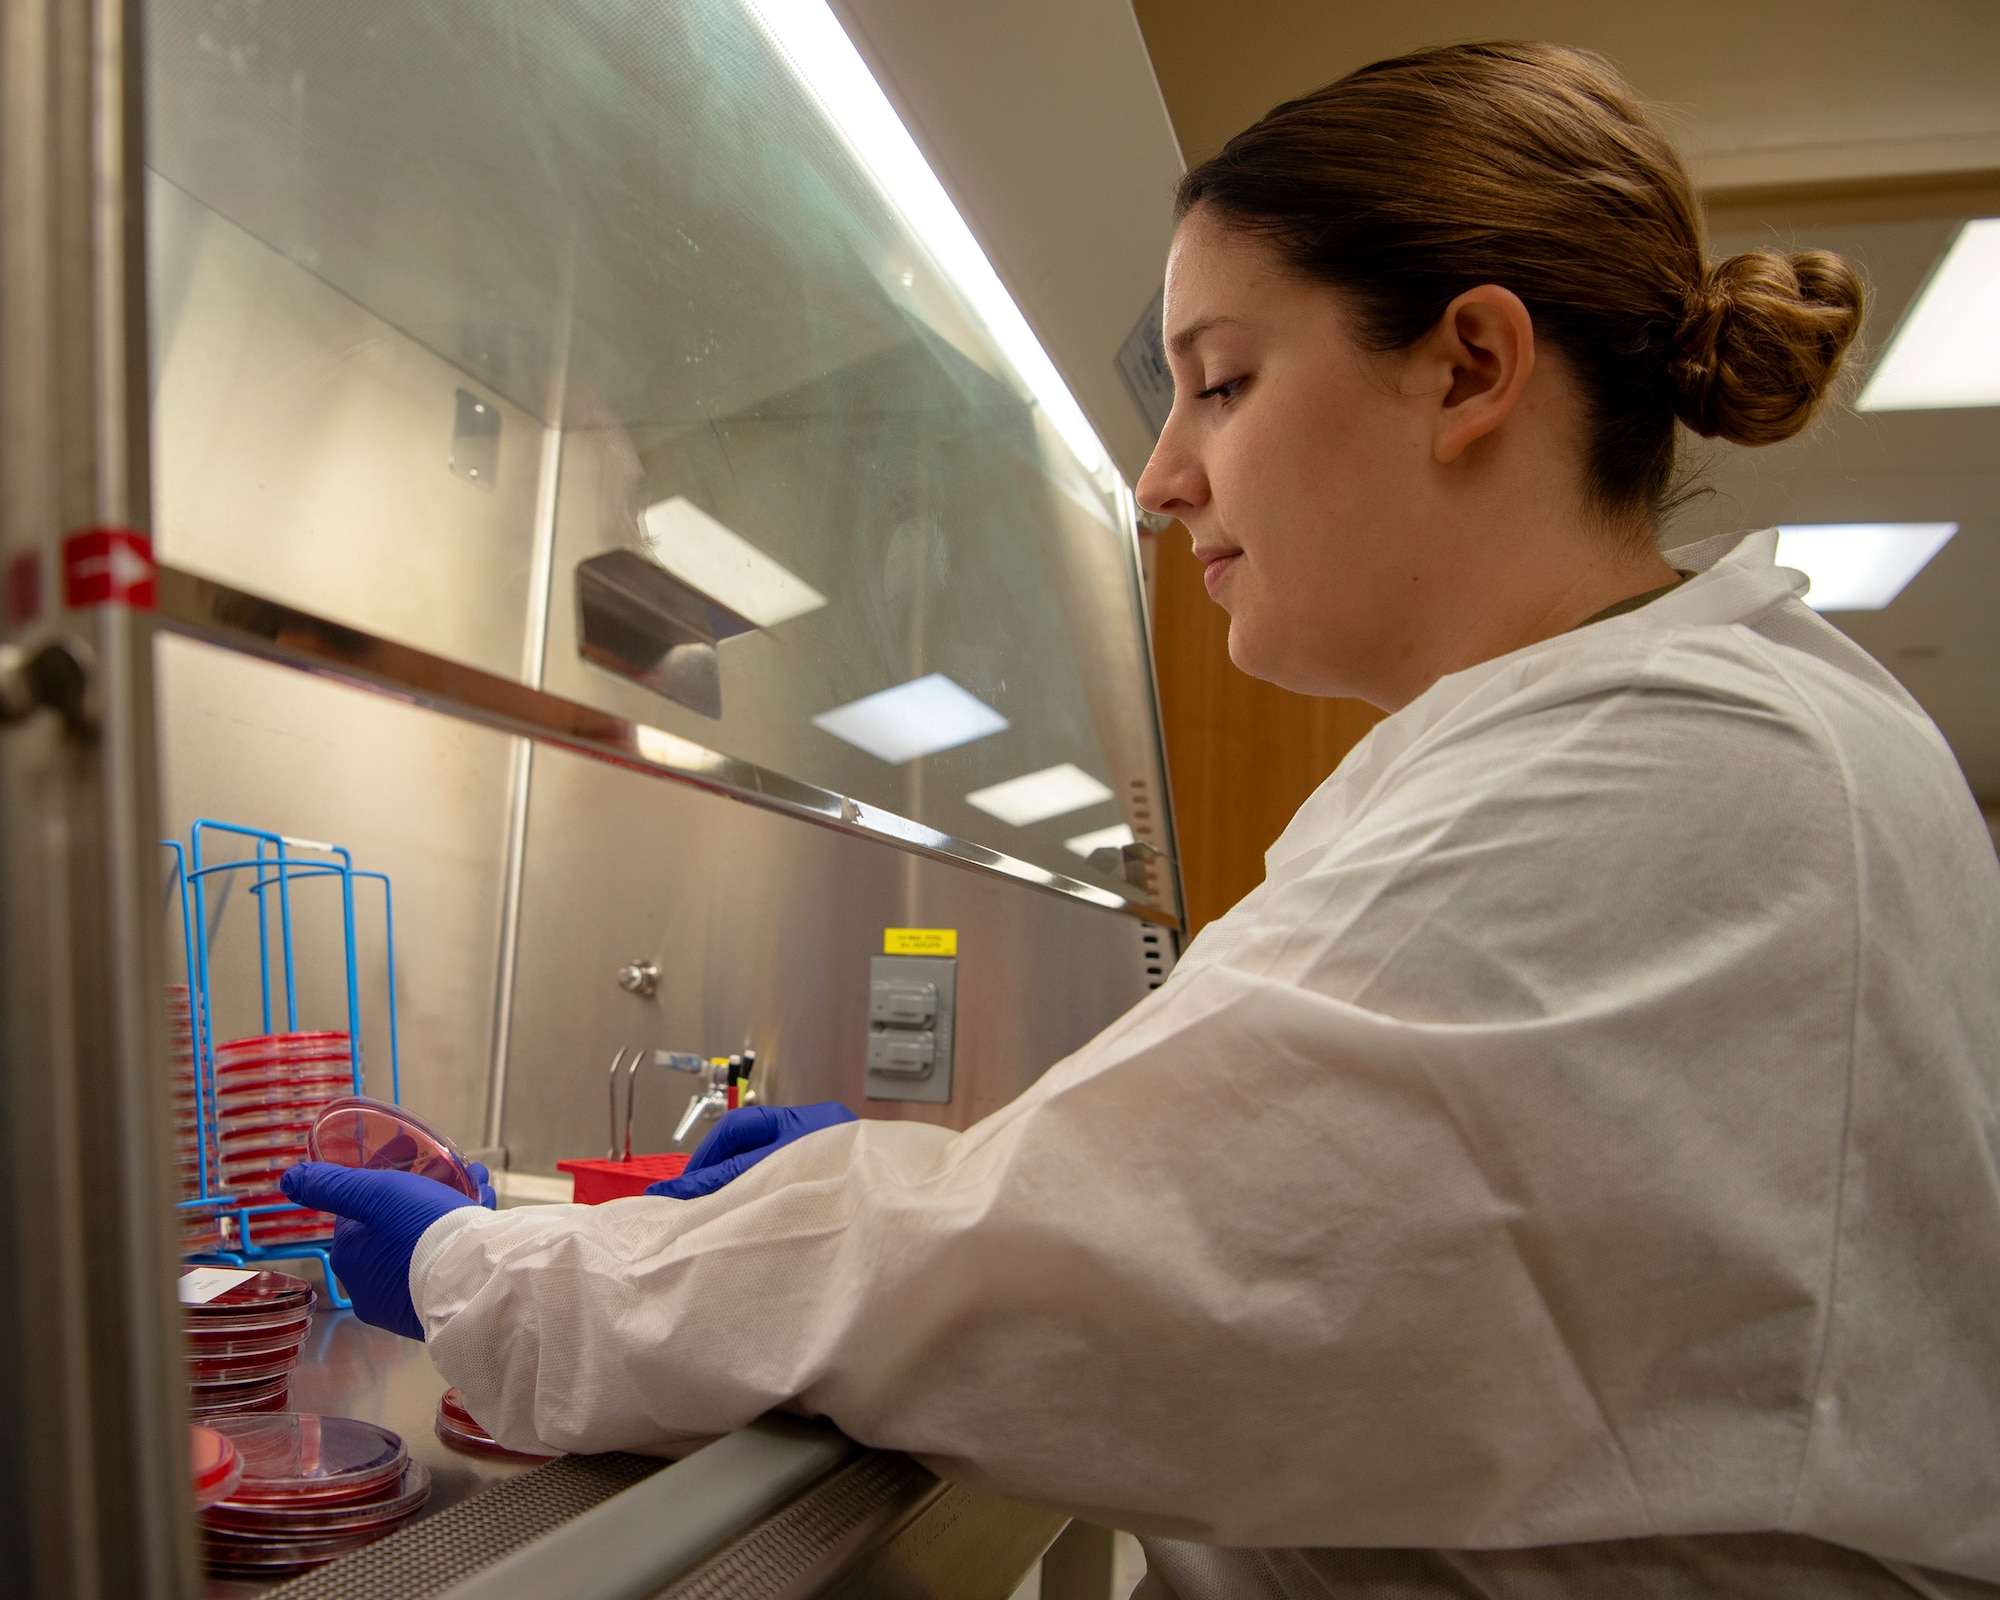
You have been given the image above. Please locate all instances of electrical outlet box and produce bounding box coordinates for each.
[866,954,955,1103]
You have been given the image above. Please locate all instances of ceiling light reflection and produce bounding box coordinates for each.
[812,674,1009,764]
[1064,822,1135,859]
[640,497,827,629]
[965,764,1114,827]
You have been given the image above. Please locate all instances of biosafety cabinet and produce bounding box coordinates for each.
[0,0,1184,1594]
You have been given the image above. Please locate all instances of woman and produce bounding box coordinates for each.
[287,43,2000,1598]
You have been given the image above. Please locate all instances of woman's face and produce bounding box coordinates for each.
[1137,202,1639,713]
[1137,211,1451,701]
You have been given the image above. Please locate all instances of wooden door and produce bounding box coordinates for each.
[1151,522,1383,937]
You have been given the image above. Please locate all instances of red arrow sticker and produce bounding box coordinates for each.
[63,528,156,612]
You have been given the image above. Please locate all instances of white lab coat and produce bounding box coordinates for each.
[414,529,2000,1591]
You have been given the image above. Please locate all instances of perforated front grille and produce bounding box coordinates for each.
[650,1452,937,1600]
[257,1453,668,1600]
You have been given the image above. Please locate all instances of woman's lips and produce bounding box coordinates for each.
[1200,551,1242,597]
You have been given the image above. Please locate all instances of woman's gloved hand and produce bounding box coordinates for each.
[646,1103,857,1200]
[279,1162,496,1340]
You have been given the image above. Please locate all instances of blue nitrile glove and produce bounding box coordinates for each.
[279,1162,496,1341]
[646,1103,858,1200]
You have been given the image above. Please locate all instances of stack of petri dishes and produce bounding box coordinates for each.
[200,1413,430,1576]
[168,985,229,1256]
[214,1031,353,1247]
[184,1269,315,1420]
[434,1387,556,1461]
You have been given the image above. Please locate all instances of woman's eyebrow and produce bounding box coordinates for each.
[1167,314,1246,358]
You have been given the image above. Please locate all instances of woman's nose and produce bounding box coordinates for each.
[1136,413,1206,518]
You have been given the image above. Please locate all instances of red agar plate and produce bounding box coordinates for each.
[181,1269,313,1320]
[185,1321,310,1357]
[434,1387,557,1461]
[190,1425,244,1508]
[203,1462,431,1535]
[308,1096,480,1198]
[209,1413,407,1503]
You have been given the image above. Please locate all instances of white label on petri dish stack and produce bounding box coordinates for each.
[179,1267,259,1305]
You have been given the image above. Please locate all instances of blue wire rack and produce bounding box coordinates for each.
[164,821,402,1308]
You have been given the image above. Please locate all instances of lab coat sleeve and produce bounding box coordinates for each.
[410,651,1906,1551]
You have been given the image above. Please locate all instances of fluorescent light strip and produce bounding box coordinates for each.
[1064,822,1135,859]
[641,497,827,628]
[741,0,1109,475]
[812,674,1009,764]
[1774,522,1958,610]
[1858,217,2000,411]
[965,763,1114,827]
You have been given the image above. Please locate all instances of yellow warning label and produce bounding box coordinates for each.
[884,927,957,956]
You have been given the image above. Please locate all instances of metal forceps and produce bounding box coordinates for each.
[606,1047,646,1160]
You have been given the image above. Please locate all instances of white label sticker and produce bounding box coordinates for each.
[178,1267,257,1305]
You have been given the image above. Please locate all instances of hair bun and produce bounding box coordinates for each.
[1670,250,1864,445]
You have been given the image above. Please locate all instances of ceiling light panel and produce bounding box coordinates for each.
[1064,823,1135,859]
[811,674,1008,764]
[1775,522,1958,610]
[740,0,1110,476]
[1857,218,2000,411]
[965,763,1114,827]
[640,497,827,629]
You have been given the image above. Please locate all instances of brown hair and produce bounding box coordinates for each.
[1176,42,1864,523]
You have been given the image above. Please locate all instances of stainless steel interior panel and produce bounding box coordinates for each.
[500,737,1164,1172]
[148,177,549,680]
[152,633,516,1147]
[142,0,1180,917]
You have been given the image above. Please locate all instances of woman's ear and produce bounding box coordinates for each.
[1420,285,1537,465]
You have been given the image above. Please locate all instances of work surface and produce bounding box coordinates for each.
[204,1306,545,1599]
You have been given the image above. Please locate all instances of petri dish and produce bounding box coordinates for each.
[202,1524,399,1572]
[219,1137,309,1165]
[217,1040,350,1064]
[217,1109,321,1143]
[178,1204,226,1254]
[214,1068,351,1098]
[204,1462,430,1535]
[437,1389,479,1428]
[218,1153,309,1185]
[434,1389,557,1461]
[186,1301,312,1335]
[190,1370,293,1402]
[193,1394,289,1420]
[214,1064,351,1096]
[182,1270,314,1319]
[191,1424,244,1508]
[220,1160,308,1184]
[215,1069,352,1101]
[189,1383,291,1420]
[211,1414,408,1503]
[309,1097,480,1199]
[186,1321,311,1357]
[187,1348,302,1384]
[240,1213,335,1241]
